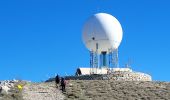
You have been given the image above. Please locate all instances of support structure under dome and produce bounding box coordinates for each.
[109,49,119,68]
[89,47,119,75]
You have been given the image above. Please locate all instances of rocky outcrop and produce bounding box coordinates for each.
[0,80,24,100]
[0,80,16,94]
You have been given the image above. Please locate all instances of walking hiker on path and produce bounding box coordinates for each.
[0,86,2,93]
[55,74,60,88]
[60,77,66,92]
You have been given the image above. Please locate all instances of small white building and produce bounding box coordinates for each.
[75,67,132,76]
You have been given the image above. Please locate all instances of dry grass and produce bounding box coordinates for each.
[64,80,170,100]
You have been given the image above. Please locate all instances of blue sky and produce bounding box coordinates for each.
[0,0,170,82]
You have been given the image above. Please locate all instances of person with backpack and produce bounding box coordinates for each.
[55,74,60,88]
[0,86,2,93]
[60,77,66,92]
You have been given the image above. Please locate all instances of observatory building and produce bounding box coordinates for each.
[82,13,123,74]
[74,13,152,81]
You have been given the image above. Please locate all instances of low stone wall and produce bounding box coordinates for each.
[46,71,152,82]
[65,74,104,80]
[108,71,152,81]
[65,71,152,81]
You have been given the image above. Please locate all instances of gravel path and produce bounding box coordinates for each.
[22,82,64,100]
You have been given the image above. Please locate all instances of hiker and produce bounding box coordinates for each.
[55,74,60,88]
[0,86,2,93]
[60,77,66,92]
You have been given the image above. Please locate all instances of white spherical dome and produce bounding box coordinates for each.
[82,13,123,54]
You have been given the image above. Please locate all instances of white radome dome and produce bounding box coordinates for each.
[82,13,123,54]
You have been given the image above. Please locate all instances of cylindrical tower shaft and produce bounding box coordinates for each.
[101,51,107,67]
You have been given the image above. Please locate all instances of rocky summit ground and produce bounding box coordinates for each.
[64,80,170,100]
[22,82,64,100]
[1,80,170,100]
